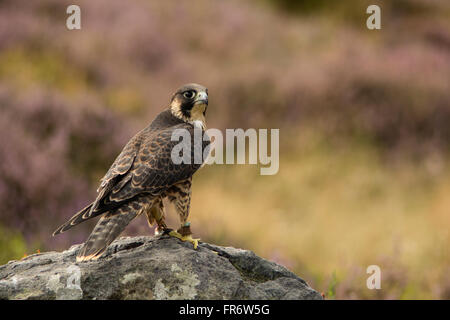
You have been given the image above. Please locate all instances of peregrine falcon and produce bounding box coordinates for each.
[53,83,210,262]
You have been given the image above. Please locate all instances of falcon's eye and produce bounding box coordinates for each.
[183,90,196,99]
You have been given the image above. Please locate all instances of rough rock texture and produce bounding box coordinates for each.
[0,236,322,300]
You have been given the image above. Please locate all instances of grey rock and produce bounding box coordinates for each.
[0,236,322,300]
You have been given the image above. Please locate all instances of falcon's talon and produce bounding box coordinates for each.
[168,231,200,249]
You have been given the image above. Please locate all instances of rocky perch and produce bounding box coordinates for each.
[0,236,322,300]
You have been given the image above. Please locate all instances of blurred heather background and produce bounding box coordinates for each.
[1,0,450,299]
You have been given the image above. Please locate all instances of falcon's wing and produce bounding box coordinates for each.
[53,123,208,236]
[98,138,140,192]
[52,130,142,235]
[92,123,207,214]
[91,130,143,210]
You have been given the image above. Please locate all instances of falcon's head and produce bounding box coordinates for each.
[169,83,208,128]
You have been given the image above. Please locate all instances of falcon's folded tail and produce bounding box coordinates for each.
[76,209,138,262]
[52,203,94,236]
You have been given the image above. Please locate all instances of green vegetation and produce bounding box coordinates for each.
[0,48,89,94]
[0,225,27,263]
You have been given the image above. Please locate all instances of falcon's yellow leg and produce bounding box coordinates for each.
[168,222,200,249]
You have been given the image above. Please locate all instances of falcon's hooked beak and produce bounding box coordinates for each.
[192,90,208,118]
[194,91,208,106]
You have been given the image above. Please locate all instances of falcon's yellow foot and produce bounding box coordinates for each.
[168,231,200,249]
